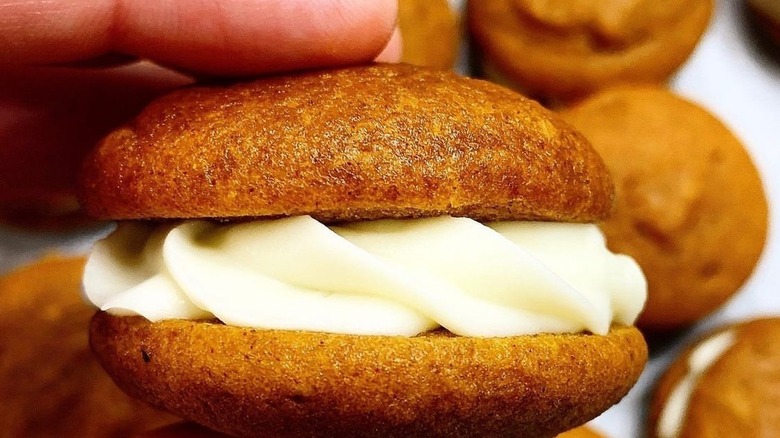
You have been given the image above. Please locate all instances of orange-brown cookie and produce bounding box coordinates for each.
[648,318,780,438]
[556,425,604,438]
[560,86,768,331]
[82,64,647,438]
[0,192,85,230]
[80,64,613,224]
[748,0,780,46]
[91,314,645,438]
[0,256,176,437]
[140,419,607,437]
[398,0,459,70]
[468,0,713,102]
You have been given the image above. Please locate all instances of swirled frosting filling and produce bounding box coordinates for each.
[83,215,646,337]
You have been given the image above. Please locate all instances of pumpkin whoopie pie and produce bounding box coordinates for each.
[81,64,647,438]
[649,318,780,438]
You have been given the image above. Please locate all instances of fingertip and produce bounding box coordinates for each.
[375,26,403,63]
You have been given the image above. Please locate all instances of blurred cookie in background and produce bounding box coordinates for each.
[560,86,768,331]
[398,0,459,70]
[468,0,713,102]
[0,63,189,230]
[747,0,780,47]
[0,256,177,437]
[138,420,603,438]
[648,318,780,437]
[557,425,605,438]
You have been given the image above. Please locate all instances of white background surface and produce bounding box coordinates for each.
[0,1,778,437]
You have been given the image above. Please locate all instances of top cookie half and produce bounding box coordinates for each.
[79,64,612,223]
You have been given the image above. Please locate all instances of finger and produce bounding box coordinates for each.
[136,422,231,438]
[0,62,190,218]
[375,26,403,63]
[0,0,397,75]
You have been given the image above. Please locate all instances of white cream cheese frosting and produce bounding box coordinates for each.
[656,330,737,438]
[83,215,646,337]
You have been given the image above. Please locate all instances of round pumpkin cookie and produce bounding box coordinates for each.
[92,315,645,438]
[648,318,780,438]
[560,86,768,331]
[398,0,459,70]
[468,0,713,102]
[82,64,648,438]
[0,256,177,437]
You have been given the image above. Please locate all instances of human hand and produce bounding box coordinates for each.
[2,0,398,433]
[0,0,400,226]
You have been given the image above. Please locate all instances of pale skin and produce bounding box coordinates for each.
[1,0,400,435]
[0,0,401,197]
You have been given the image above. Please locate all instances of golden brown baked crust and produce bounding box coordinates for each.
[79,64,613,223]
[648,318,780,438]
[0,256,176,437]
[560,86,768,331]
[398,0,459,70]
[91,313,647,438]
[556,425,604,438]
[469,0,713,101]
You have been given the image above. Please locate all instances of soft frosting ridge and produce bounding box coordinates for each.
[656,330,737,438]
[83,216,646,337]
